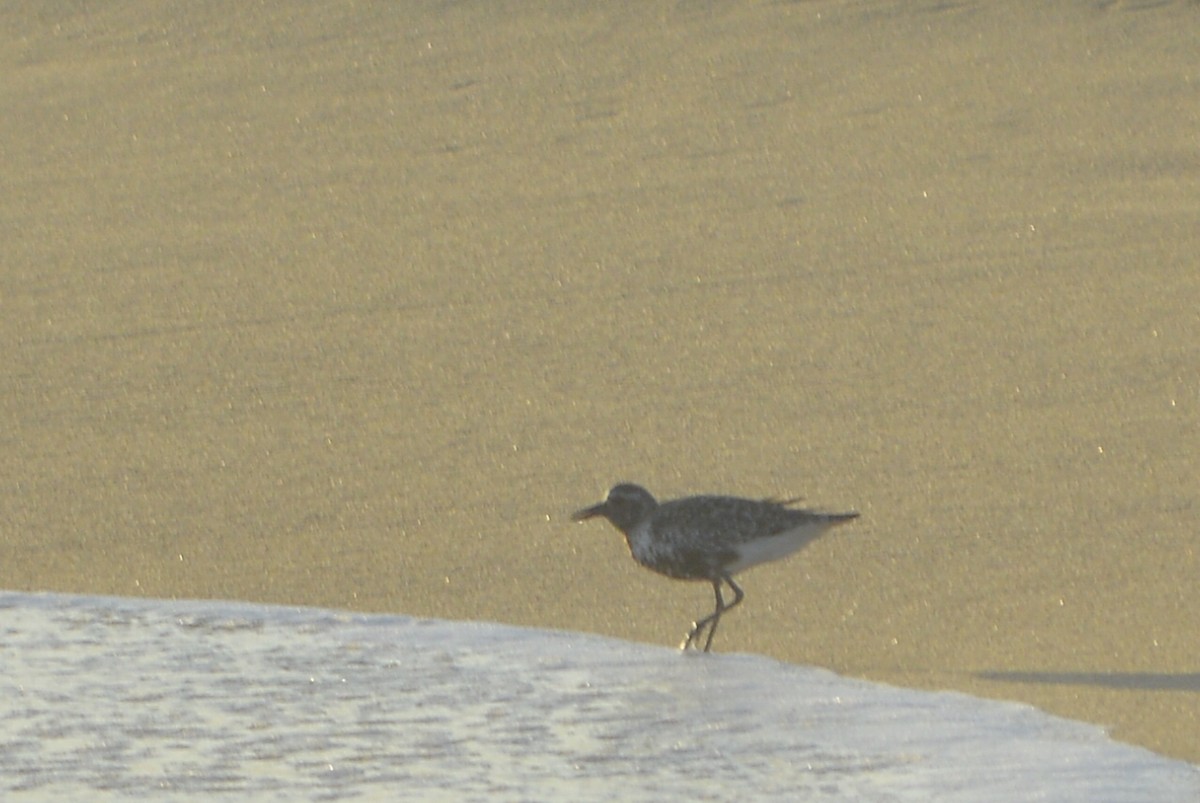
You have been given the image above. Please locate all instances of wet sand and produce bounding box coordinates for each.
[3,1,1197,762]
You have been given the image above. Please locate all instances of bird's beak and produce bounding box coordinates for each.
[572,501,606,522]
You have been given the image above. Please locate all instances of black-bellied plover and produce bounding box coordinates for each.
[573,483,858,652]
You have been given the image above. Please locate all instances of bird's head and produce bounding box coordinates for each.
[572,483,657,533]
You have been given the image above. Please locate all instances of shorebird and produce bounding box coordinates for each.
[573,483,858,652]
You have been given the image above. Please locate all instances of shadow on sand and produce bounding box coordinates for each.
[976,671,1200,692]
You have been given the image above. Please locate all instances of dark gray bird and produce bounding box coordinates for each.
[573,482,858,652]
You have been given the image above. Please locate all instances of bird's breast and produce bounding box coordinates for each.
[623,521,726,580]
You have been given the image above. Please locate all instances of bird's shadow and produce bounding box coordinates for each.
[976,670,1200,692]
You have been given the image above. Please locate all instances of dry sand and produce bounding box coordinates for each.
[3,0,1198,763]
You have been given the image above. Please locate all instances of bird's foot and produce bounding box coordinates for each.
[680,622,708,652]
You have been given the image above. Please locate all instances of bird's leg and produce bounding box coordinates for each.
[681,579,724,651]
[682,575,744,652]
[701,575,743,652]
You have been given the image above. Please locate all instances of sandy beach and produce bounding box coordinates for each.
[3,0,1197,763]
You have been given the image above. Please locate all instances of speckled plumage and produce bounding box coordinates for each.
[573,483,858,651]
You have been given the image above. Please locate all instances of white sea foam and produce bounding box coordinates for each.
[1,591,1195,801]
